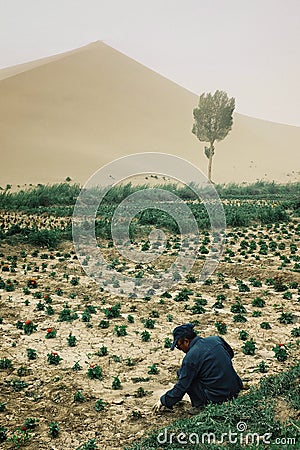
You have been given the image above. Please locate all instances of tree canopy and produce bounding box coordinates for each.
[192,90,235,182]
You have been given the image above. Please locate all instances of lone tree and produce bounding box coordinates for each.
[192,90,235,183]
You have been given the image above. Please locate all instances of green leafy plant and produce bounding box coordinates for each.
[230,301,247,314]
[47,352,62,365]
[291,327,300,337]
[255,361,268,373]
[23,320,37,335]
[74,390,85,402]
[67,333,77,347]
[143,318,155,329]
[260,321,272,329]
[272,343,288,362]
[95,399,106,411]
[251,297,266,307]
[26,348,37,360]
[233,314,247,323]
[148,364,159,375]
[112,376,122,390]
[96,346,108,356]
[72,361,82,371]
[0,357,12,369]
[114,325,127,336]
[0,402,6,412]
[103,303,121,319]
[134,387,148,398]
[214,321,227,335]
[242,339,256,355]
[87,364,103,380]
[141,331,151,342]
[278,312,294,324]
[164,337,172,348]
[49,421,59,438]
[98,320,110,329]
[45,328,57,339]
[23,418,38,430]
[0,426,7,443]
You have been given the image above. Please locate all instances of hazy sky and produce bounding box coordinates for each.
[1,0,299,126]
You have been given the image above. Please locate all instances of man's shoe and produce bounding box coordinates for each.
[187,406,203,415]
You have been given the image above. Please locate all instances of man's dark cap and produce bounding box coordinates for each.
[170,323,195,350]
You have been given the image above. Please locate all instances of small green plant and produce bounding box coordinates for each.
[95,399,106,411]
[260,321,272,329]
[166,314,173,322]
[134,387,148,398]
[74,390,85,402]
[291,327,300,337]
[47,352,62,365]
[251,297,266,307]
[141,330,151,342]
[278,312,294,324]
[127,314,134,323]
[112,376,122,390]
[114,325,127,336]
[252,310,262,317]
[233,314,247,323]
[231,302,247,314]
[17,366,31,377]
[96,346,108,356]
[148,364,159,375]
[103,303,121,319]
[87,364,103,380]
[164,337,172,348]
[49,421,59,438]
[81,310,91,322]
[23,320,37,335]
[0,402,6,412]
[72,361,82,371]
[9,378,29,391]
[23,418,38,430]
[282,291,292,300]
[111,354,122,363]
[214,321,227,335]
[0,426,7,443]
[126,357,136,367]
[26,348,37,360]
[144,318,155,329]
[67,333,77,347]
[131,410,143,419]
[0,357,12,369]
[255,361,268,373]
[272,343,288,362]
[70,276,79,286]
[9,428,31,448]
[58,308,78,322]
[45,328,57,339]
[242,339,256,355]
[98,320,110,329]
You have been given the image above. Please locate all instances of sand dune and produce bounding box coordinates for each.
[0,41,299,187]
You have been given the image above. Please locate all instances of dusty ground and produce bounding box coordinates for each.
[0,216,299,449]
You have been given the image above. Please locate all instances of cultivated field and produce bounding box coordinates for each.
[0,182,299,449]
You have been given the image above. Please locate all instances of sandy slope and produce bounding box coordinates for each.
[0,41,299,186]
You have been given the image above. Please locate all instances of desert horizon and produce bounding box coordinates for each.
[1,41,299,188]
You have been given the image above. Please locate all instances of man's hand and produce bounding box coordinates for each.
[152,399,163,413]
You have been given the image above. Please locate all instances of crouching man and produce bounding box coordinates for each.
[153,323,243,415]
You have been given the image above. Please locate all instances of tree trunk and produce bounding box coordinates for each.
[208,141,214,183]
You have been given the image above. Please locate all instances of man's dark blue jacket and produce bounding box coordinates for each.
[160,336,243,409]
